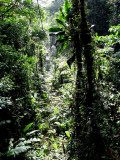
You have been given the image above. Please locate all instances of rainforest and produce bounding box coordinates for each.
[0,0,120,160]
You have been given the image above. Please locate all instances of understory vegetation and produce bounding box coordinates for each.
[0,0,120,160]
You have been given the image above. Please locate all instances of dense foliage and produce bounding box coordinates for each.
[0,0,120,160]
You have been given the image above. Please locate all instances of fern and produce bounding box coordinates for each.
[6,138,41,157]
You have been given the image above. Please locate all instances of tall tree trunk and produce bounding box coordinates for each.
[74,34,82,137]
[70,0,109,159]
[72,0,83,138]
[80,0,107,159]
[80,0,94,114]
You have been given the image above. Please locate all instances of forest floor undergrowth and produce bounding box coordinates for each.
[27,80,73,160]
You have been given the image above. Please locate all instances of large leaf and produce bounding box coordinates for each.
[59,7,67,21]
[56,19,67,28]
[49,27,62,32]
[65,0,71,14]
[59,7,64,18]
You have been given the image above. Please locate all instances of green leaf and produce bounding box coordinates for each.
[65,131,70,138]
[65,0,71,14]
[53,143,57,149]
[54,108,59,113]
[59,7,66,20]
[61,123,65,128]
[49,27,62,32]
[44,149,48,156]
[116,32,118,36]
[51,136,54,141]
[58,40,67,55]
[43,93,49,98]
[23,122,34,132]
[62,40,67,50]
[56,19,67,28]
[39,124,43,130]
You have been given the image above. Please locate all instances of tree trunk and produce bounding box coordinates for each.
[70,0,109,159]
[74,33,83,137]
[80,0,94,114]
[80,0,107,159]
[72,0,83,138]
